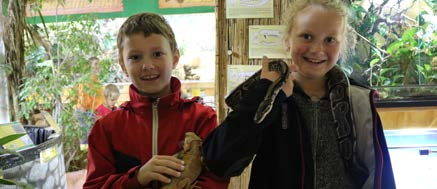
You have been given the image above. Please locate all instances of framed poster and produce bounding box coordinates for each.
[227,65,261,95]
[26,0,123,17]
[226,0,273,18]
[159,0,215,8]
[249,25,289,59]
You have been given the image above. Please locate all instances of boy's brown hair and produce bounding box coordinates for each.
[116,12,178,68]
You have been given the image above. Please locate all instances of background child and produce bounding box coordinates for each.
[202,0,396,188]
[75,56,104,144]
[84,12,229,188]
[94,84,120,121]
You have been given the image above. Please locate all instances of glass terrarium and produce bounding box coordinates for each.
[343,0,436,102]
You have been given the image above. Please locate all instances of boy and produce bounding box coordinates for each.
[94,84,120,121]
[84,12,229,188]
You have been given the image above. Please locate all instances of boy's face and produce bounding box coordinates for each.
[120,33,179,98]
[287,5,344,80]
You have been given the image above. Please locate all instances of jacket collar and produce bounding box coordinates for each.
[292,65,349,100]
[128,77,182,109]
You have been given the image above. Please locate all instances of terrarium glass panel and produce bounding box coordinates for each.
[344,0,436,100]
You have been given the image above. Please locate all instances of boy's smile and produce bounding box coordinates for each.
[120,33,179,98]
[288,4,344,80]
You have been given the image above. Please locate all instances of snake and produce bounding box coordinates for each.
[226,60,289,124]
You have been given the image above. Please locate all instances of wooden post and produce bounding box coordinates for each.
[215,0,228,123]
[215,0,291,188]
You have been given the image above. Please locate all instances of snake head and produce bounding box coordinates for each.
[254,60,289,124]
[268,60,289,75]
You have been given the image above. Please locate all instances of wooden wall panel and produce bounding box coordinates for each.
[216,0,293,188]
[378,107,437,129]
[217,0,292,122]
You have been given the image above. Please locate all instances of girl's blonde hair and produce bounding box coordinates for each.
[283,0,356,63]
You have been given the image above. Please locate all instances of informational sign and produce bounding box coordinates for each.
[249,25,289,59]
[26,0,123,17]
[227,65,261,95]
[159,0,215,8]
[40,145,59,164]
[226,0,273,18]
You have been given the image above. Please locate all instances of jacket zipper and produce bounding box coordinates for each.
[152,99,160,156]
[297,113,305,189]
[313,101,319,188]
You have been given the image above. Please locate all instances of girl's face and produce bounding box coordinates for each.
[120,33,179,98]
[287,4,344,80]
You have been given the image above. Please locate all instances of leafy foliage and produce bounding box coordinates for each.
[19,15,118,171]
[346,0,436,88]
[0,133,26,157]
[0,133,33,189]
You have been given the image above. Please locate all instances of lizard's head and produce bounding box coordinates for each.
[183,132,202,153]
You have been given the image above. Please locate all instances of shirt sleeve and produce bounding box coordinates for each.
[83,121,146,189]
[191,104,230,188]
[201,79,287,178]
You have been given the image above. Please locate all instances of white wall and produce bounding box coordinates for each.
[0,20,9,124]
[0,69,9,124]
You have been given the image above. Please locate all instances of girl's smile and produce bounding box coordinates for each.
[288,4,344,80]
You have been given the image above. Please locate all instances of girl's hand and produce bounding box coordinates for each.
[260,56,280,82]
[136,155,185,186]
[260,56,298,97]
[282,62,298,97]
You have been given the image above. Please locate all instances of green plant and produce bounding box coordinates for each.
[0,133,33,189]
[19,15,116,171]
[346,0,436,89]
[371,24,437,86]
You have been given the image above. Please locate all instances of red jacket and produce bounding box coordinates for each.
[84,77,229,188]
[94,104,117,121]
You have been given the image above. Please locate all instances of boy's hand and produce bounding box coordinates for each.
[260,56,298,97]
[137,155,185,186]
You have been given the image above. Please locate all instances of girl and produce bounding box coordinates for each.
[202,0,396,188]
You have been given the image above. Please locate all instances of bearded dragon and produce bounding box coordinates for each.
[161,132,203,189]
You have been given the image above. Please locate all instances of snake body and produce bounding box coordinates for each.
[226,60,289,124]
